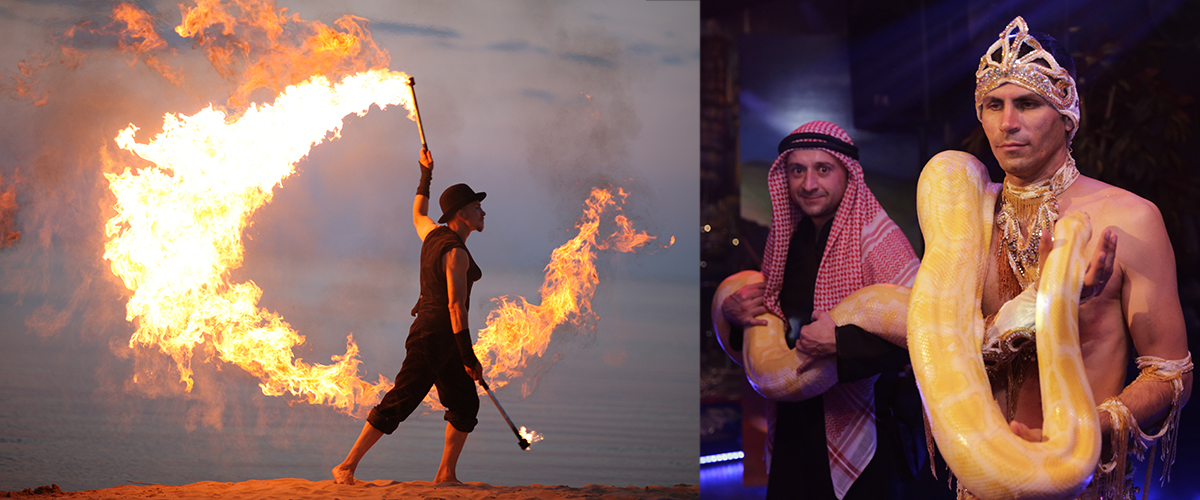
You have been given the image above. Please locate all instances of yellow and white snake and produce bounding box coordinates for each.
[712,272,907,401]
[712,151,1100,499]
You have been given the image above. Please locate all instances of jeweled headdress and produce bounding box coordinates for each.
[975,16,1079,140]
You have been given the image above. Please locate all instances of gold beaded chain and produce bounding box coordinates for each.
[995,155,1079,290]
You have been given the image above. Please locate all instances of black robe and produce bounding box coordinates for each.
[765,218,924,500]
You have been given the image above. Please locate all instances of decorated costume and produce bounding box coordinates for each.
[760,121,921,500]
[921,16,1192,500]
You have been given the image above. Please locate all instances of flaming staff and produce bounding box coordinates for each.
[405,77,542,447]
[105,68,669,425]
[481,379,531,450]
[407,76,428,150]
[83,2,670,466]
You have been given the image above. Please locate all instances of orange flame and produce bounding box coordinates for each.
[520,426,544,445]
[58,2,184,87]
[0,58,51,107]
[42,0,386,108]
[100,0,406,416]
[111,2,183,86]
[176,0,387,106]
[3,2,167,107]
[103,79,670,422]
[95,1,674,431]
[0,171,19,248]
[418,186,667,444]
[469,187,663,398]
[103,69,417,416]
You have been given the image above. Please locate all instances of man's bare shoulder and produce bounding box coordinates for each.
[1068,174,1175,294]
[1064,175,1163,230]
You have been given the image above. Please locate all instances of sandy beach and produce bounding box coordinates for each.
[4,479,699,499]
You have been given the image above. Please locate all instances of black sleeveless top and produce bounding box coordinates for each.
[410,226,482,336]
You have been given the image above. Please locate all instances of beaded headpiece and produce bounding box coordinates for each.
[975,16,1079,140]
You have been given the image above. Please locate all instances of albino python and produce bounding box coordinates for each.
[711,151,1099,499]
[712,271,908,401]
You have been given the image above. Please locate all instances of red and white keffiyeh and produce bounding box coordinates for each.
[761,120,919,499]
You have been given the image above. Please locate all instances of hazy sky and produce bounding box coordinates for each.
[0,0,697,334]
[0,0,697,273]
[0,0,699,488]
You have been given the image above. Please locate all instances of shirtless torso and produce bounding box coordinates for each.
[960,18,1191,498]
[982,174,1192,439]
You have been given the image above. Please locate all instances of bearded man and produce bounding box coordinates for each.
[721,120,925,500]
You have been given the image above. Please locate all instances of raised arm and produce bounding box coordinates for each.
[446,247,482,381]
[413,148,439,241]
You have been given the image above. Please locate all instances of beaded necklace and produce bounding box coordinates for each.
[995,155,1079,292]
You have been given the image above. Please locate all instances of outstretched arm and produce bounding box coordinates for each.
[413,148,439,241]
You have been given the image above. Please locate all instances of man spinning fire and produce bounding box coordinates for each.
[332,148,487,485]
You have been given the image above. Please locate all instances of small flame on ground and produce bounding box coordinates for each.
[520,426,544,446]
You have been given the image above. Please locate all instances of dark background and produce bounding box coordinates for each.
[701,0,1200,498]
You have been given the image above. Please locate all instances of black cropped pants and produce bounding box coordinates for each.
[367,330,479,434]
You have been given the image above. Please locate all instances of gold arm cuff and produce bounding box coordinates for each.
[1093,351,1192,498]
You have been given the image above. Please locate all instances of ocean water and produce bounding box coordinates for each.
[0,259,698,491]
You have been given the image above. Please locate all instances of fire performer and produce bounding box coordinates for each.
[333,148,486,485]
[923,17,1192,499]
[720,121,929,499]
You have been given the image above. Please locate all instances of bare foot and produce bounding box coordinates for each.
[433,473,460,484]
[332,464,357,485]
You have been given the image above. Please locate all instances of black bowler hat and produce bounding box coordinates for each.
[438,183,487,224]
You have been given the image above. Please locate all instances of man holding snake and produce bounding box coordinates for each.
[955,17,1192,499]
[720,120,929,500]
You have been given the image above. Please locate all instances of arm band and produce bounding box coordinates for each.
[417,163,433,197]
[453,330,480,367]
